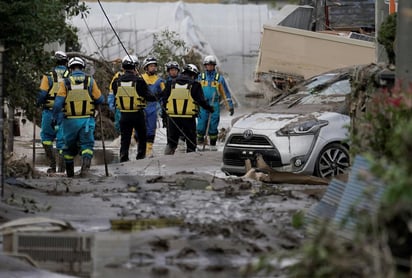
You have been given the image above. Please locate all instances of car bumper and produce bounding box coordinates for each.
[221,133,317,176]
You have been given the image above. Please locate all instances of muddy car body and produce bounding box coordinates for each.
[222,69,353,178]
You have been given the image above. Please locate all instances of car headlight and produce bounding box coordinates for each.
[276,119,328,136]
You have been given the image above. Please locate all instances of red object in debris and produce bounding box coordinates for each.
[389,0,396,14]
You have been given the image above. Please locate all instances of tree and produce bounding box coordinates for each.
[377,12,397,65]
[0,0,88,153]
[146,29,190,77]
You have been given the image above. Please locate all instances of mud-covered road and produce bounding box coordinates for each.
[0,147,326,278]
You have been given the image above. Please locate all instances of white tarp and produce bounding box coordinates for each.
[70,1,269,62]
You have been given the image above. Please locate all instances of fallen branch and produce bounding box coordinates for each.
[242,154,329,185]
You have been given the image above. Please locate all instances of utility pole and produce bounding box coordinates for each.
[395,0,412,88]
[375,0,389,63]
[0,42,4,198]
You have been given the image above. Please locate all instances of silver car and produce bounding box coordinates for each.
[222,69,353,178]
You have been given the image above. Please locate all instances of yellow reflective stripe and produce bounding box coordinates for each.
[42,141,53,146]
[169,115,192,118]
[66,115,90,119]
[64,154,74,160]
[209,134,218,140]
[81,149,93,156]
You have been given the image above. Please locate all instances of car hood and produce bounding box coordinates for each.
[233,112,300,131]
[232,108,345,134]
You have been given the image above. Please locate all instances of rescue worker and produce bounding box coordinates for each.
[165,61,180,81]
[140,56,165,157]
[108,59,139,142]
[52,57,104,177]
[111,55,159,162]
[162,61,180,154]
[197,55,234,151]
[37,51,69,173]
[161,64,214,154]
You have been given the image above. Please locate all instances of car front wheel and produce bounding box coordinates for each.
[314,143,350,178]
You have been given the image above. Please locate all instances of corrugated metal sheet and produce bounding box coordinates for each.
[306,179,346,222]
[333,156,385,235]
[306,155,386,239]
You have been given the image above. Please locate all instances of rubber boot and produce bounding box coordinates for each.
[120,153,129,162]
[57,152,66,173]
[197,135,204,145]
[210,139,218,151]
[66,161,74,177]
[164,144,176,155]
[80,156,92,178]
[146,142,154,158]
[43,144,56,173]
[136,148,145,160]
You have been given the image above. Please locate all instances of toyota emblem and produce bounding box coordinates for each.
[243,129,253,140]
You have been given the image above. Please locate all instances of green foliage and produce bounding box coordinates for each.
[146,29,189,77]
[291,210,304,228]
[0,0,88,117]
[286,220,394,277]
[377,12,397,65]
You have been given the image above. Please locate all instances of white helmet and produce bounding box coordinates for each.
[203,55,217,65]
[54,51,68,63]
[122,55,139,69]
[142,56,157,70]
[165,61,180,72]
[68,57,85,69]
[182,64,199,77]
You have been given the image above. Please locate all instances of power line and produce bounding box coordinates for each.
[82,17,107,60]
[97,0,132,62]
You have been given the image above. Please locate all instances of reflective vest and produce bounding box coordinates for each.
[115,81,146,112]
[166,83,198,118]
[44,68,68,109]
[63,76,95,118]
[200,72,220,88]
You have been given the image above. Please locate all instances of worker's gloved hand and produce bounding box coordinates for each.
[229,107,234,116]
[206,105,214,113]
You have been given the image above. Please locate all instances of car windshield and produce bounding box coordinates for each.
[273,76,351,107]
[299,79,351,104]
[296,73,338,93]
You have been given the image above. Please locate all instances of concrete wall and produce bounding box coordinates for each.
[256,25,376,79]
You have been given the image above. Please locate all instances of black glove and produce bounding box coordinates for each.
[205,105,214,113]
[229,107,234,116]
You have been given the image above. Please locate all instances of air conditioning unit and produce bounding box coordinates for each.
[3,231,94,277]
